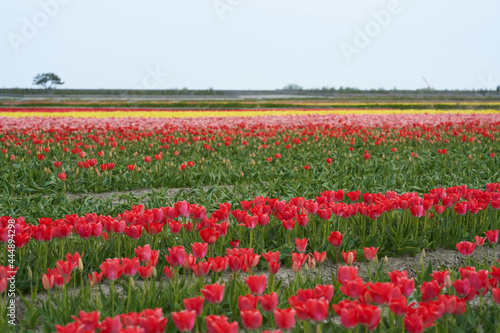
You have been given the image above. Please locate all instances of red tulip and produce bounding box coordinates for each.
[125,225,142,239]
[492,287,500,304]
[42,273,55,290]
[167,246,186,267]
[342,251,356,265]
[168,220,182,234]
[238,294,258,311]
[139,309,168,333]
[364,247,379,261]
[404,313,428,333]
[208,256,228,273]
[244,274,267,295]
[485,229,499,244]
[475,236,486,246]
[122,257,140,276]
[390,296,408,316]
[88,271,103,286]
[172,310,196,332]
[135,244,152,263]
[274,308,296,330]
[281,219,296,230]
[229,240,240,248]
[429,270,449,286]
[191,242,208,259]
[338,266,358,285]
[200,228,219,244]
[259,292,278,312]
[358,304,381,330]
[313,251,327,264]
[163,266,172,280]
[420,280,443,302]
[305,298,329,322]
[99,259,123,280]
[368,282,397,305]
[58,173,67,181]
[138,265,154,279]
[339,305,358,329]
[452,278,470,297]
[456,241,476,256]
[453,202,468,215]
[201,283,225,304]
[269,262,281,275]
[470,270,489,293]
[340,277,365,299]
[328,231,344,247]
[184,296,205,316]
[295,238,308,252]
[240,309,263,330]
[438,294,458,314]
[56,260,76,277]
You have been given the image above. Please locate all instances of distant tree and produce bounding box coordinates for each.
[283,84,303,91]
[33,73,64,89]
[497,85,500,92]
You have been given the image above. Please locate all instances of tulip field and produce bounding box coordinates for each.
[1,106,500,332]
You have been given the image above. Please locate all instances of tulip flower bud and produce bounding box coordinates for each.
[119,169,123,174]
[421,249,426,258]
[78,258,84,271]
[373,255,379,265]
[129,276,135,288]
[27,267,32,279]
[445,275,452,290]
[307,257,316,270]
[384,256,388,265]
[382,154,385,159]
[349,153,352,158]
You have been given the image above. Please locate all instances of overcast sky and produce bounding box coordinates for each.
[1,0,499,90]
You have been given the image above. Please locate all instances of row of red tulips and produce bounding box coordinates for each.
[2,183,499,248]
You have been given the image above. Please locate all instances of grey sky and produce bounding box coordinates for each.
[1,0,499,90]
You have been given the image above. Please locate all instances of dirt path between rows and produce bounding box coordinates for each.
[49,184,237,205]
